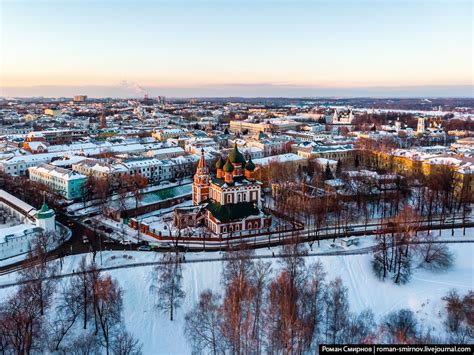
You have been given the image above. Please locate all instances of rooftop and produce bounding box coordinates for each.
[204,200,261,223]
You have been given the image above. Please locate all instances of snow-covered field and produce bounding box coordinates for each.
[0,230,472,354]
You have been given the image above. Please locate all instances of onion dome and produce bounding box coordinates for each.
[245,157,255,171]
[215,156,225,169]
[223,158,235,173]
[228,144,246,164]
[36,203,54,219]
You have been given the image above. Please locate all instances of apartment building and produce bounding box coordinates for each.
[28,163,87,200]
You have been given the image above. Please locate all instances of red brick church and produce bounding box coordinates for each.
[175,145,271,238]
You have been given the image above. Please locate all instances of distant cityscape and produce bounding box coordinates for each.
[1,0,473,353]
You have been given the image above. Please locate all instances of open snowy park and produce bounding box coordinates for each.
[0,229,472,354]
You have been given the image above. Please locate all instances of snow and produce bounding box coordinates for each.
[0,229,472,353]
[253,153,305,166]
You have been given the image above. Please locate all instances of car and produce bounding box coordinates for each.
[82,236,89,244]
[137,245,152,251]
[120,240,132,245]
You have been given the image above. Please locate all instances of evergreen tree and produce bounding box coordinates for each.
[324,162,334,180]
[335,160,342,177]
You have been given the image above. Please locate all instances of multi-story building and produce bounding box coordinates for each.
[297,144,355,162]
[326,108,354,125]
[72,157,178,185]
[144,146,185,160]
[25,129,88,145]
[184,137,219,154]
[28,163,87,200]
[73,95,87,102]
[0,152,61,176]
[152,128,187,141]
[230,118,301,135]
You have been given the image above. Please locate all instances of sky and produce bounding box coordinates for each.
[0,0,472,98]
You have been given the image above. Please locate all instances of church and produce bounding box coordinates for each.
[175,145,271,238]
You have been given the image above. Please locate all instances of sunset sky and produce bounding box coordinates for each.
[1,0,472,97]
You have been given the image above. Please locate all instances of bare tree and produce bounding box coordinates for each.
[65,331,100,355]
[249,260,271,354]
[184,290,223,354]
[94,275,123,355]
[343,309,376,344]
[75,256,100,330]
[19,234,59,316]
[442,290,473,343]
[302,260,327,349]
[323,277,350,344]
[382,309,419,344]
[151,253,185,321]
[0,284,43,353]
[47,278,83,351]
[219,248,256,354]
[111,329,142,355]
[417,233,453,270]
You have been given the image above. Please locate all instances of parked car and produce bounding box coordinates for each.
[120,240,132,246]
[137,245,152,251]
[82,236,89,244]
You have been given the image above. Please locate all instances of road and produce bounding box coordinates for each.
[0,210,472,275]
[0,238,472,290]
[0,211,142,276]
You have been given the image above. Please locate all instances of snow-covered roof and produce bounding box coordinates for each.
[29,163,87,181]
[0,189,37,218]
[253,153,305,166]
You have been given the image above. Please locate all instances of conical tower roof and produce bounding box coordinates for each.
[197,148,206,169]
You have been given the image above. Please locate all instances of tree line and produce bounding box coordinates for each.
[183,245,473,354]
[0,237,142,355]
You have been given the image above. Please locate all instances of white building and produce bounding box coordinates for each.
[0,152,61,176]
[152,128,188,141]
[0,190,57,261]
[144,146,185,160]
[28,164,87,200]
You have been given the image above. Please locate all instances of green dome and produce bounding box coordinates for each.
[223,158,234,173]
[228,144,246,164]
[36,203,55,219]
[245,157,255,171]
[215,156,225,169]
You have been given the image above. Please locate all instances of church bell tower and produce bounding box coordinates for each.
[193,149,210,205]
